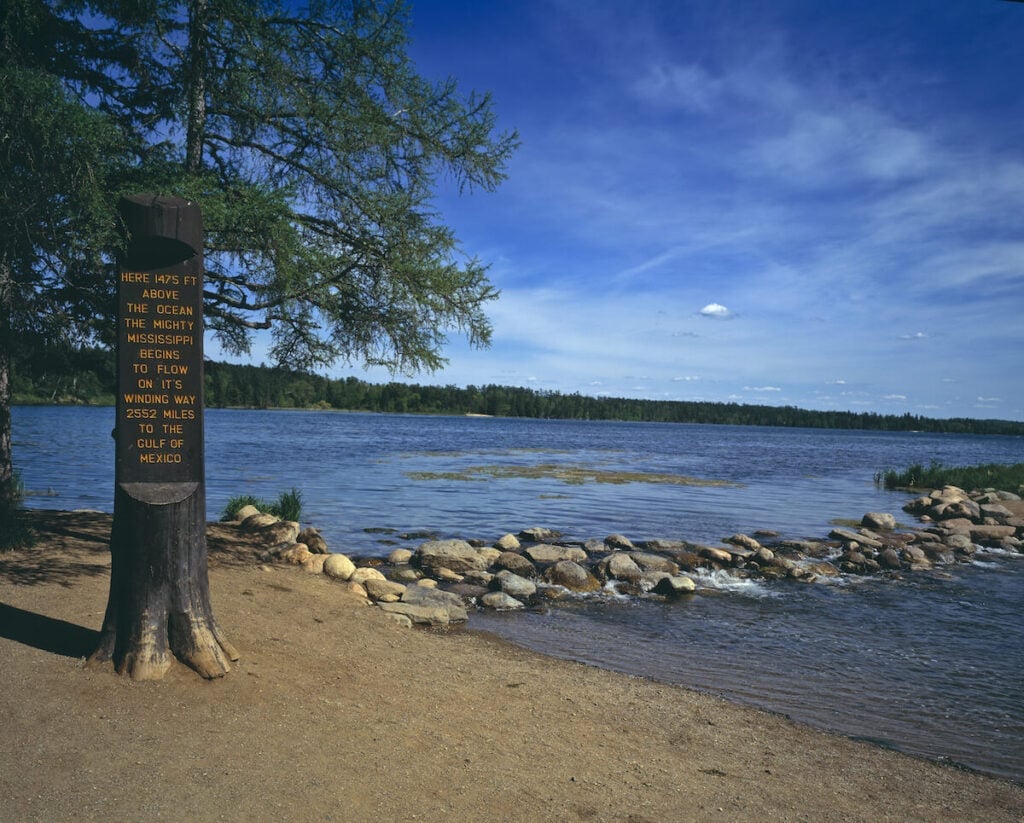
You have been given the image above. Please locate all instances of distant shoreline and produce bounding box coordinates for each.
[13,396,1024,437]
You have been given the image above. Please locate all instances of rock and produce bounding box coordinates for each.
[803,560,840,577]
[969,524,1016,544]
[301,554,327,574]
[699,546,733,565]
[240,511,279,530]
[494,552,537,577]
[461,569,494,586]
[829,528,883,551]
[652,575,696,596]
[364,578,407,601]
[481,591,525,610]
[603,552,643,581]
[878,548,903,570]
[605,533,635,550]
[932,499,982,521]
[918,542,956,564]
[495,533,521,551]
[629,552,679,575]
[477,547,502,566]
[256,520,301,546]
[388,548,414,565]
[493,570,537,599]
[400,585,469,622]
[518,527,562,542]
[435,567,465,582]
[543,560,600,592]
[445,583,490,600]
[382,611,413,629]
[754,547,775,564]
[670,550,703,571]
[862,512,897,531]
[416,539,491,573]
[643,539,689,552]
[391,567,423,583]
[343,581,369,601]
[377,602,450,627]
[979,503,1013,522]
[234,504,262,522]
[349,567,386,586]
[277,543,312,564]
[524,544,588,564]
[297,527,329,554]
[323,553,356,581]
[725,534,761,551]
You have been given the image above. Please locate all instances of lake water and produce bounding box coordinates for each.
[12,406,1024,782]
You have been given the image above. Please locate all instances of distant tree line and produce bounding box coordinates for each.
[11,346,1024,436]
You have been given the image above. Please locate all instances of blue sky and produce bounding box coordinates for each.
[254,1,1024,420]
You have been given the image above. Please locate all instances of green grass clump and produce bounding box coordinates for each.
[222,488,303,522]
[876,461,1024,493]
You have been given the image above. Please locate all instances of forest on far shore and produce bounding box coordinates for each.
[10,346,1024,436]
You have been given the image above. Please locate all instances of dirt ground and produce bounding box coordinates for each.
[1,510,1022,822]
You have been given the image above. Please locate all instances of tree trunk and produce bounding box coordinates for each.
[89,481,237,679]
[88,194,237,679]
[0,253,14,506]
[185,0,208,174]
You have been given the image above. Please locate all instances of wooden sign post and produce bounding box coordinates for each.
[90,194,237,680]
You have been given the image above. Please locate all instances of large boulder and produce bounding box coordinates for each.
[829,528,883,551]
[724,534,762,551]
[603,552,642,581]
[349,567,386,586]
[323,553,356,580]
[400,584,469,622]
[629,552,679,575]
[297,527,329,554]
[416,539,491,573]
[519,527,561,542]
[861,512,897,531]
[256,520,301,546]
[480,591,525,610]
[364,578,407,602]
[543,560,600,592]
[652,575,696,597]
[524,544,588,564]
[494,551,537,578]
[234,504,262,522]
[495,533,521,551]
[493,570,537,600]
[376,602,451,627]
[605,534,635,550]
[241,512,276,530]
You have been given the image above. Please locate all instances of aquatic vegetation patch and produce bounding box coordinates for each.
[405,462,740,487]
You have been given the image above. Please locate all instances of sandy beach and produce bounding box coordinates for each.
[1,510,1022,822]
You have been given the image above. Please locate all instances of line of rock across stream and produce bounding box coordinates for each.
[226,484,1024,628]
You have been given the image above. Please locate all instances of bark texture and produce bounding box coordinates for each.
[89,483,238,679]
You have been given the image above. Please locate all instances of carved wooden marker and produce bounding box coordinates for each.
[90,194,237,680]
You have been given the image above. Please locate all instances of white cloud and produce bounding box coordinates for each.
[744,386,781,392]
[699,303,732,319]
